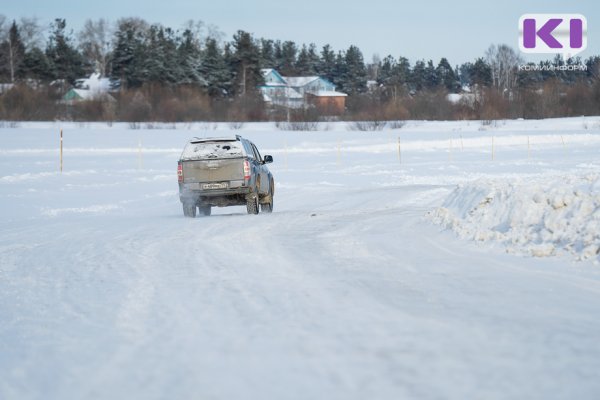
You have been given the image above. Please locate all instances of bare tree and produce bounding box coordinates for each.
[182,19,204,48]
[485,44,523,94]
[368,53,381,81]
[78,19,112,76]
[0,15,8,82]
[19,17,45,51]
[180,20,224,47]
[206,23,224,43]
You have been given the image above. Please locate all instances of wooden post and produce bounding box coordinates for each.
[60,129,63,173]
[398,136,401,164]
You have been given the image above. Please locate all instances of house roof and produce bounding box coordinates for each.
[261,69,287,86]
[306,90,348,97]
[64,88,116,102]
[284,76,320,87]
[74,89,94,100]
[258,86,304,99]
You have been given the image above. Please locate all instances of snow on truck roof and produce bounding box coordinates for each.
[181,139,245,160]
[189,135,241,144]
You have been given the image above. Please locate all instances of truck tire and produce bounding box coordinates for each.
[261,185,274,213]
[246,194,259,215]
[183,203,196,218]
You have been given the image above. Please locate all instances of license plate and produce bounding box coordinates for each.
[202,182,228,190]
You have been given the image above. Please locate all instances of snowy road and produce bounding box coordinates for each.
[1,119,600,399]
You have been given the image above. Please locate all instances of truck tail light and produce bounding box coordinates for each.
[177,163,183,183]
[243,160,251,181]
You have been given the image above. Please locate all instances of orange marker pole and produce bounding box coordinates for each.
[397,136,401,164]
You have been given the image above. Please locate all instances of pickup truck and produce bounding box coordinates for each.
[177,135,275,217]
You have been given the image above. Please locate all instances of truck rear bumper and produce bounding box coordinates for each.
[179,182,253,207]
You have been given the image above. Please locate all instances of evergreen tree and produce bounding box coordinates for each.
[458,62,473,87]
[279,40,297,76]
[395,56,411,84]
[307,43,320,75]
[178,28,204,85]
[471,57,492,87]
[21,46,53,81]
[377,55,395,86]
[555,56,586,84]
[273,40,283,71]
[333,50,345,88]
[142,26,181,84]
[424,60,439,89]
[200,38,231,97]
[516,62,541,88]
[377,55,410,100]
[436,57,459,92]
[295,43,319,75]
[260,39,275,68]
[377,55,396,100]
[229,30,263,96]
[338,45,367,95]
[45,19,86,84]
[317,44,336,82]
[295,44,311,75]
[111,19,147,88]
[410,60,426,90]
[0,21,25,82]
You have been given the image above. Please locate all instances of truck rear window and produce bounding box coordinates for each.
[181,141,245,160]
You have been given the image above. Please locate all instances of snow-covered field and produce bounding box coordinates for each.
[1,118,600,399]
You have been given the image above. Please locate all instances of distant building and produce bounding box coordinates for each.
[259,69,347,115]
[63,73,116,103]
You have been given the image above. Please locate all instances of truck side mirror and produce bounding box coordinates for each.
[263,155,274,164]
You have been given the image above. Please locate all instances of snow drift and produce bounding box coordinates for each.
[428,174,600,263]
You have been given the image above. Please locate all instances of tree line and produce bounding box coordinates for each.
[0,16,599,122]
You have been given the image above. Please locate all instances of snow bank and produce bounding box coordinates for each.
[428,175,600,263]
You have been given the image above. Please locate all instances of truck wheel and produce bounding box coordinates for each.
[246,194,259,215]
[183,203,196,218]
[261,186,274,213]
[199,205,211,217]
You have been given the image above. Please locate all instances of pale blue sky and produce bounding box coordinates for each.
[2,0,598,65]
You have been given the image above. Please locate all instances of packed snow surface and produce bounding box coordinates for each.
[1,117,600,400]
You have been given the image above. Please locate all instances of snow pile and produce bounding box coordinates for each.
[428,175,600,262]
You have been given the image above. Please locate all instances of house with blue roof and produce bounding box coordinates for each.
[259,69,347,115]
